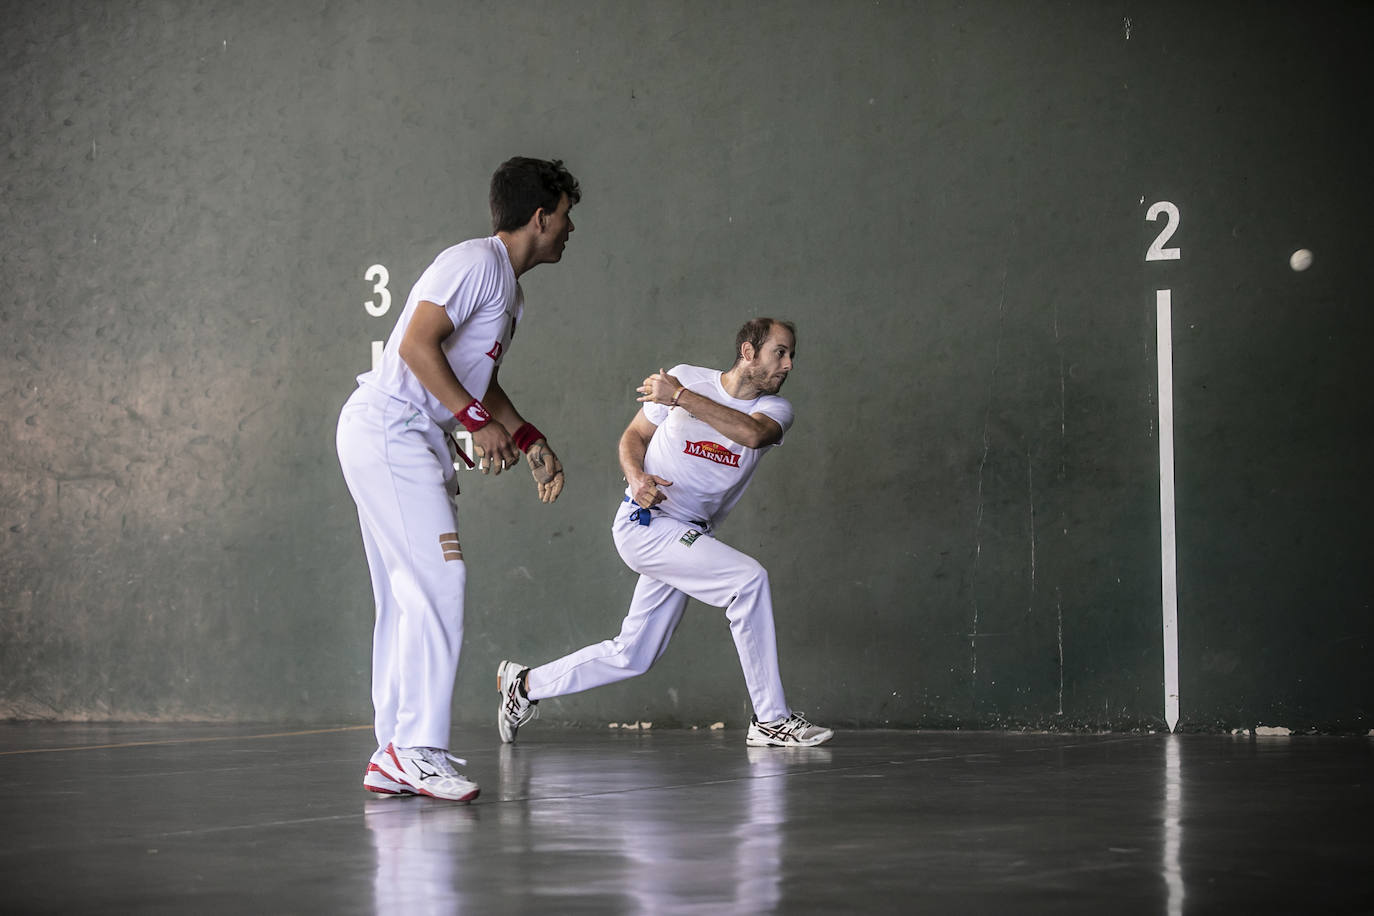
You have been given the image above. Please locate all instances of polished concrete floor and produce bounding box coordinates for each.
[1,724,1370,914]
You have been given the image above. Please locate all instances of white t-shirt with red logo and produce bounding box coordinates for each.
[635,364,794,529]
[358,236,523,432]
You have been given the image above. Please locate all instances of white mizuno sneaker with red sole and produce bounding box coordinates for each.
[376,743,480,802]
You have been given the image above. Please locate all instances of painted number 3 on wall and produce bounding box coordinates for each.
[364,264,391,316]
[1145,202,1181,261]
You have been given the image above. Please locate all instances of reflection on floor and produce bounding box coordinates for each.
[2,724,1370,914]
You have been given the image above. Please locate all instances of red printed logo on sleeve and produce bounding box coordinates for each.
[683,440,741,468]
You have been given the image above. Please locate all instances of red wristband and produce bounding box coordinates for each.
[512,422,545,453]
[455,399,492,432]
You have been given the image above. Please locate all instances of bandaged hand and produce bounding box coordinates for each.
[472,437,519,475]
[526,440,565,503]
[470,421,518,475]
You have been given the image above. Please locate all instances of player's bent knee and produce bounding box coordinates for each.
[602,640,655,677]
[739,561,769,591]
[724,562,771,605]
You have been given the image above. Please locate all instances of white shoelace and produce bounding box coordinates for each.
[415,747,468,776]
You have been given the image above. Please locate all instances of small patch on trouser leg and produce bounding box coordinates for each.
[439,532,463,562]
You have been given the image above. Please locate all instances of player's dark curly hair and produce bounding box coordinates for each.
[733,318,797,364]
[489,157,581,233]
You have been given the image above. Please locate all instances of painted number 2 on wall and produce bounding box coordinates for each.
[1145,202,1181,261]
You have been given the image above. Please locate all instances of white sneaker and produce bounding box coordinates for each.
[363,747,415,796]
[376,744,480,802]
[497,659,539,744]
[746,712,834,747]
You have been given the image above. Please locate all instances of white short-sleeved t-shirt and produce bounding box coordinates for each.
[357,237,523,431]
[634,364,794,528]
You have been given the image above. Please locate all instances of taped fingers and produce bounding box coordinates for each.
[472,443,519,475]
[528,442,565,503]
[539,470,565,503]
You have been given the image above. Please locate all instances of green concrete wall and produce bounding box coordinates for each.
[3,1,1370,732]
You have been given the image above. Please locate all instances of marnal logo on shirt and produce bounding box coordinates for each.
[486,341,504,361]
[683,440,741,468]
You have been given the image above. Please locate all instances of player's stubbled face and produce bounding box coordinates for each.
[747,327,795,394]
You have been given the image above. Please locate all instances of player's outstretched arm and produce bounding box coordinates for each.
[484,375,565,502]
[637,369,783,448]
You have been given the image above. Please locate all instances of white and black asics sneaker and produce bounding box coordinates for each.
[377,744,480,802]
[746,712,834,747]
[497,659,539,744]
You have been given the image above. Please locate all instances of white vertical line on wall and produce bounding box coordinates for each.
[1157,289,1180,732]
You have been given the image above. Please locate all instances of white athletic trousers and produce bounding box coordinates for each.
[336,385,465,750]
[527,500,790,722]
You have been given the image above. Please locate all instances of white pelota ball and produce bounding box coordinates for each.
[1289,248,1313,271]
